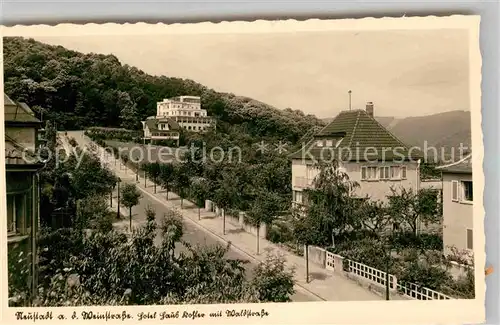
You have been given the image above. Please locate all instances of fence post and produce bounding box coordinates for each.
[392,276,398,292]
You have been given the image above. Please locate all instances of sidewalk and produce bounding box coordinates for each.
[77,133,382,302]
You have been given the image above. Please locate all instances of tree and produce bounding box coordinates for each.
[117,91,139,130]
[190,177,209,220]
[159,163,175,200]
[145,163,161,194]
[120,183,142,231]
[301,161,360,247]
[75,195,109,230]
[355,199,390,237]
[251,254,295,302]
[212,169,236,235]
[11,210,298,307]
[121,153,129,173]
[387,187,442,236]
[246,190,283,254]
[172,164,191,208]
[160,209,184,258]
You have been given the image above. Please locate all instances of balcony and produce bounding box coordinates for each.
[294,176,314,189]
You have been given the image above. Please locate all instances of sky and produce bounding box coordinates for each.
[3,26,470,119]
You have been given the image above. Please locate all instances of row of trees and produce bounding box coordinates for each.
[98,135,291,254]
[9,126,298,306]
[11,206,296,306]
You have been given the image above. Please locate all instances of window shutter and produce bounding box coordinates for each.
[401,166,407,179]
[361,167,367,180]
[466,229,473,249]
[451,180,458,201]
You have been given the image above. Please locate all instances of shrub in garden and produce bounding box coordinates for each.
[10,211,296,307]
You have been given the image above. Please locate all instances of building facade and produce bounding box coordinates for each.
[4,94,44,295]
[156,96,213,132]
[290,102,422,207]
[142,116,181,146]
[437,155,473,257]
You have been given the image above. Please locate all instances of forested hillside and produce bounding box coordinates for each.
[3,37,324,143]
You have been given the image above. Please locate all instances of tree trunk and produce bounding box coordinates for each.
[198,207,201,220]
[331,232,335,249]
[166,187,169,200]
[154,179,157,194]
[144,171,147,187]
[222,208,226,235]
[110,191,113,207]
[129,207,132,232]
[117,183,121,219]
[256,226,260,254]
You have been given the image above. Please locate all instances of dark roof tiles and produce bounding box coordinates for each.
[290,109,421,162]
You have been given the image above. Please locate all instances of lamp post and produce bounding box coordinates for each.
[384,222,394,301]
[305,243,309,283]
[117,178,121,219]
[385,239,391,300]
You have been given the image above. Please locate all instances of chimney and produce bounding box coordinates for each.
[366,102,374,117]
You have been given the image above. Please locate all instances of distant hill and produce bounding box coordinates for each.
[322,110,471,155]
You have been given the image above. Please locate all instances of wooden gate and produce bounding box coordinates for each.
[326,251,335,271]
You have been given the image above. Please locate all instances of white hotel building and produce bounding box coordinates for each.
[156,96,213,132]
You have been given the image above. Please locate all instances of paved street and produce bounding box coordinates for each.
[64,131,314,302]
[67,130,381,302]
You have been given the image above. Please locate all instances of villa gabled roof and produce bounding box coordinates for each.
[144,117,180,132]
[290,109,421,162]
[436,153,472,174]
[4,94,41,124]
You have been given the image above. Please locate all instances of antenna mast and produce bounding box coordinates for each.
[348,90,352,111]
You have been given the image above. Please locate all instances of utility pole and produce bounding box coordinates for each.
[222,208,226,235]
[305,244,309,283]
[117,180,121,219]
[385,226,392,300]
[348,90,352,111]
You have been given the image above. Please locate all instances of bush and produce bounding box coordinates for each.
[252,254,295,302]
[267,220,294,244]
[23,217,297,306]
[328,237,388,271]
[389,231,443,251]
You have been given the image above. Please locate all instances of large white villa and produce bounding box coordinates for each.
[156,96,213,132]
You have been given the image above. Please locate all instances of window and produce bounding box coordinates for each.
[316,140,323,147]
[293,190,303,204]
[361,166,378,180]
[390,166,400,179]
[380,166,390,180]
[462,181,473,202]
[325,139,333,147]
[7,193,27,235]
[466,229,473,249]
[451,180,459,202]
[401,166,407,179]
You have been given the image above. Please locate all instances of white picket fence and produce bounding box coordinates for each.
[396,282,451,300]
[347,259,396,290]
[321,250,452,300]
